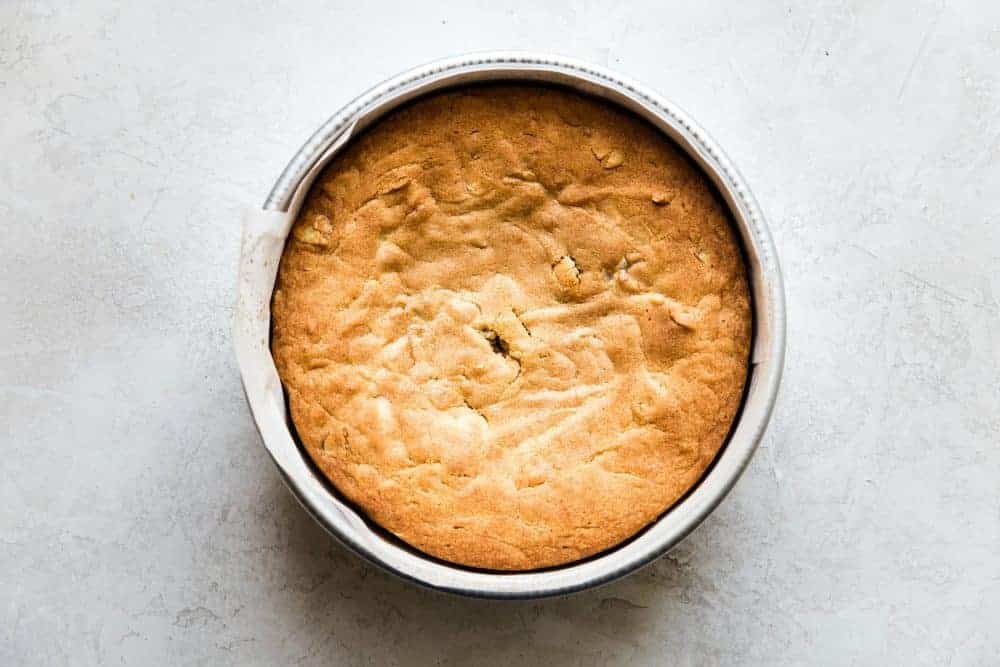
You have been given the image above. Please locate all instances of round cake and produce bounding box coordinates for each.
[271,85,751,570]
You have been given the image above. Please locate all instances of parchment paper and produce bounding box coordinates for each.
[232,125,373,535]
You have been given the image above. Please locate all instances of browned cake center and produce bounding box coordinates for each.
[271,85,751,570]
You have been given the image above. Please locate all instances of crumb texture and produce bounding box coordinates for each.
[271,85,751,570]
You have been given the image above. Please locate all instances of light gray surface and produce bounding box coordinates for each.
[2,1,998,664]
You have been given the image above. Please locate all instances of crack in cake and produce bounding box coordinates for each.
[271,85,751,570]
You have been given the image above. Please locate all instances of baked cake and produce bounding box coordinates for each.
[271,85,751,570]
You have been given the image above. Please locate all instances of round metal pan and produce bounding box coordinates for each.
[241,51,785,598]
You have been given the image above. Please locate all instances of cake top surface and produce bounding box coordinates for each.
[271,84,751,570]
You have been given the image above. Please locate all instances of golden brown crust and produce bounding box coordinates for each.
[271,85,751,570]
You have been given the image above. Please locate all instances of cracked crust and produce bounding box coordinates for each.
[271,85,751,570]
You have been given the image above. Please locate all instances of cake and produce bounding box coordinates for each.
[270,84,751,570]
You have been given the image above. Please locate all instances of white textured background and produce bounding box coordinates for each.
[3,1,999,664]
